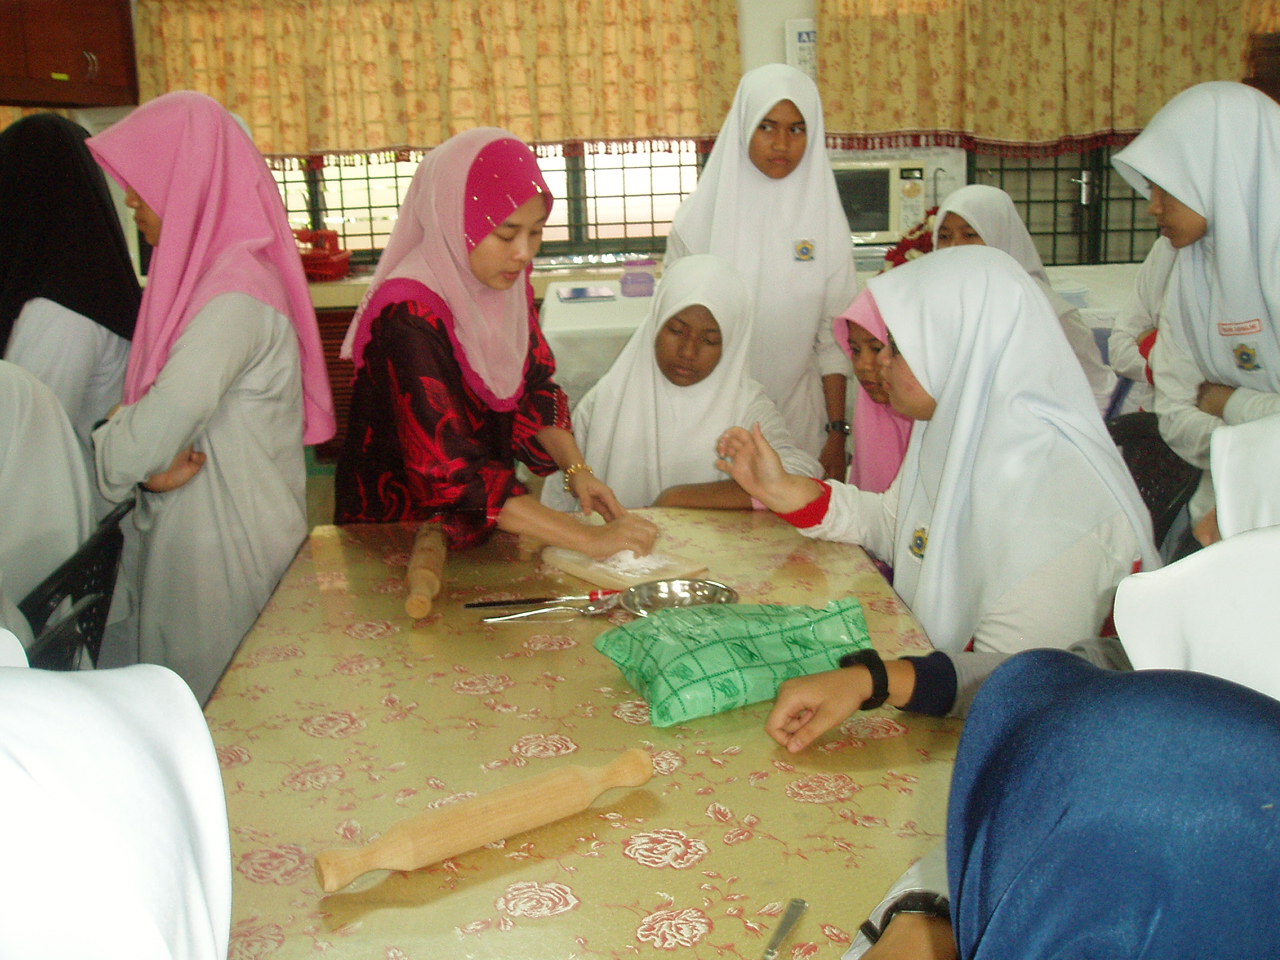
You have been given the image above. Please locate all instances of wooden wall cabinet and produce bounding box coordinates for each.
[0,0,138,107]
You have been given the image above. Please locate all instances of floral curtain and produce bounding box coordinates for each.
[131,0,740,160]
[818,0,1251,154]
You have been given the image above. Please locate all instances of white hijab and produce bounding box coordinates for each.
[933,184,1115,413]
[868,246,1158,654]
[0,631,230,958]
[934,184,1050,284]
[1112,81,1280,390]
[553,254,756,508]
[1116,410,1280,695]
[667,64,855,418]
[1210,412,1280,539]
[1115,525,1280,700]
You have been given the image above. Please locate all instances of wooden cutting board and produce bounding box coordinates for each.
[541,546,708,590]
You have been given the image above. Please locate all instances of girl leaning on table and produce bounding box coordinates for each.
[1110,80,1280,528]
[716,245,1159,747]
[823,413,1280,960]
[540,253,821,512]
[665,63,857,479]
[87,91,337,703]
[334,128,656,558]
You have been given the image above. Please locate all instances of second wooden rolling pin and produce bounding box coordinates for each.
[314,748,654,892]
[404,523,445,618]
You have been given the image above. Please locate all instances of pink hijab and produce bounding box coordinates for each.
[340,128,552,411]
[833,289,912,492]
[87,91,335,445]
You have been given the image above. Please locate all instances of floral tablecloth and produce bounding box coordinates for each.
[206,508,961,960]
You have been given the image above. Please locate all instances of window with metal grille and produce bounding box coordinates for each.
[273,142,704,267]
[276,143,1153,267]
[967,146,1157,266]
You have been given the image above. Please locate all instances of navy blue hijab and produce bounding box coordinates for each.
[948,649,1280,959]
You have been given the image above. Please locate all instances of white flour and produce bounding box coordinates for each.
[598,549,670,577]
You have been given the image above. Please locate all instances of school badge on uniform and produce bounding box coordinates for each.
[1234,343,1262,371]
[909,527,928,559]
[794,239,815,261]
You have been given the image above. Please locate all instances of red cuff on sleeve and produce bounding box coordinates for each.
[1138,329,1158,385]
[777,481,832,528]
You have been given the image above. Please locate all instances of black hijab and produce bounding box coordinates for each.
[0,113,140,348]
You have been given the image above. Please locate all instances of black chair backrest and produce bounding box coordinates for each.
[18,499,134,670]
[1106,412,1201,546]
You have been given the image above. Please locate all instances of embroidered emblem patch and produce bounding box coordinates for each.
[794,239,815,261]
[1234,343,1262,371]
[909,527,928,559]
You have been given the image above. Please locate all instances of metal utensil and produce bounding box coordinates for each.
[465,590,618,609]
[619,578,738,617]
[481,592,621,623]
[761,898,807,960]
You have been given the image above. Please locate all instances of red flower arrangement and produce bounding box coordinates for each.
[879,206,939,273]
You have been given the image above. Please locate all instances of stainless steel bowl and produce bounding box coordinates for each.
[619,578,739,617]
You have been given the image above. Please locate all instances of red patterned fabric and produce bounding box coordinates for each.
[334,297,569,548]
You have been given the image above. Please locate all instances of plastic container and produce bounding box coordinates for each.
[620,259,656,297]
[293,229,352,282]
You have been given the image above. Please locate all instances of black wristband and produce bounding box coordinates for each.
[825,419,851,435]
[859,891,951,945]
[839,647,889,710]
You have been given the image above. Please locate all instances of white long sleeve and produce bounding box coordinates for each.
[1108,239,1175,413]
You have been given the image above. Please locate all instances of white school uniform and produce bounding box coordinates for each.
[794,247,1157,655]
[0,359,94,611]
[1112,82,1280,520]
[94,294,307,702]
[665,64,856,457]
[543,255,820,510]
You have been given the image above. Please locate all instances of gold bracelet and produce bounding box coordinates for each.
[563,462,594,494]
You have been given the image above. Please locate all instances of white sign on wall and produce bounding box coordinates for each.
[784,18,818,81]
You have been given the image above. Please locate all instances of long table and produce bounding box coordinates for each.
[206,509,959,959]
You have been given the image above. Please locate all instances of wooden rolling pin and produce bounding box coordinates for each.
[404,523,445,618]
[314,748,654,892]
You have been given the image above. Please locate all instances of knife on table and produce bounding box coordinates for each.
[464,589,619,609]
[761,898,808,960]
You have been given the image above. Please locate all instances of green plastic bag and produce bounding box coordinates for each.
[594,598,872,727]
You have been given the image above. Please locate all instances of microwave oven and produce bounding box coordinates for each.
[829,158,928,245]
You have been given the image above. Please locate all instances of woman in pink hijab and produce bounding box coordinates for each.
[833,289,912,493]
[87,91,335,703]
[335,128,655,558]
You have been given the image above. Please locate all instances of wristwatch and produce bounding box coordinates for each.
[839,648,889,710]
[825,419,851,435]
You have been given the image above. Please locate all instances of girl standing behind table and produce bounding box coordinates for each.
[666,64,856,478]
[719,246,1158,663]
[1111,81,1280,526]
[541,254,820,512]
[335,128,656,558]
[0,113,139,510]
[932,184,1117,416]
[87,91,336,703]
